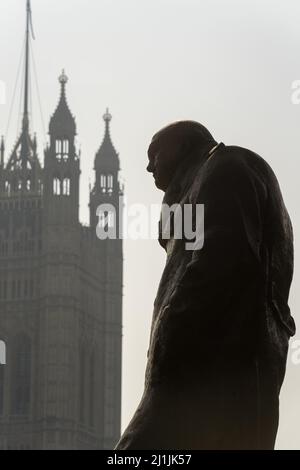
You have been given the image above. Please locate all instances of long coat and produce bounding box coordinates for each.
[115,142,296,450]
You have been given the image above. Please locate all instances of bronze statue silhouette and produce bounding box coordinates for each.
[115,121,296,450]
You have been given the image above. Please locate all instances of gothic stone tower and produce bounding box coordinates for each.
[89,109,123,449]
[0,1,123,450]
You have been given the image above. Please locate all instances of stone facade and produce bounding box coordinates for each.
[0,72,123,450]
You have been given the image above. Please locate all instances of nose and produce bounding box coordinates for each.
[146,161,154,173]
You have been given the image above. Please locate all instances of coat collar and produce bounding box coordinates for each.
[158,142,225,250]
[162,142,224,206]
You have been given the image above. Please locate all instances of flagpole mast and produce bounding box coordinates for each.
[5,0,39,173]
[23,0,31,132]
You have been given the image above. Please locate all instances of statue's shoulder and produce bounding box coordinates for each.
[190,143,271,203]
[206,143,275,185]
[213,144,265,168]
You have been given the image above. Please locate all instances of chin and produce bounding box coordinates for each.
[154,179,166,191]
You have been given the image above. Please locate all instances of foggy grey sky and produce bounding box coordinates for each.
[0,0,299,449]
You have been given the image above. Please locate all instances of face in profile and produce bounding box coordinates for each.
[146,133,181,191]
[147,121,216,191]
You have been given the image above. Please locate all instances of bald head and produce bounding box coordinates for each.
[147,120,217,191]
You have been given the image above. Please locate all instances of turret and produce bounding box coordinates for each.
[90,109,121,229]
[44,70,80,225]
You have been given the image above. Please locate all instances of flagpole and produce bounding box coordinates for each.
[23,0,30,133]
[29,0,35,40]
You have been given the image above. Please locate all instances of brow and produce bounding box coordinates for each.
[148,140,160,160]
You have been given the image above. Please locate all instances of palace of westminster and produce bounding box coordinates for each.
[0,1,123,450]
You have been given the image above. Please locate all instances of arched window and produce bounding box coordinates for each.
[0,339,6,365]
[63,140,69,161]
[107,174,113,193]
[53,177,61,196]
[11,335,31,415]
[62,178,70,196]
[100,174,107,193]
[17,180,22,192]
[26,179,31,191]
[56,140,62,160]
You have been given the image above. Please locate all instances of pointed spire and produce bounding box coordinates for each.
[59,69,68,97]
[95,109,120,171]
[103,108,112,135]
[49,70,76,136]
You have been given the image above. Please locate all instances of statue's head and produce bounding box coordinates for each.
[147,120,217,191]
